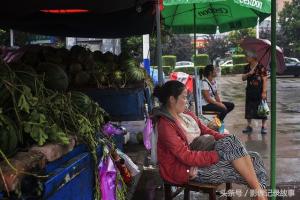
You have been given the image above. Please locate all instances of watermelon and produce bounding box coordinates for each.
[39,62,69,91]
[69,63,82,74]
[70,91,93,114]
[42,46,62,64]
[73,71,90,87]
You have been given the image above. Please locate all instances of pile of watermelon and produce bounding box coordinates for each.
[0,45,152,90]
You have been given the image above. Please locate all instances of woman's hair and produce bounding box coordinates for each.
[153,80,185,105]
[203,64,215,78]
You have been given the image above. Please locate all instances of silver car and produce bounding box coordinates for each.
[281,57,300,77]
[175,61,194,68]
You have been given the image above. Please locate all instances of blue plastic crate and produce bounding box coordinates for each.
[83,88,146,121]
[44,152,94,200]
[0,145,102,200]
[43,145,103,200]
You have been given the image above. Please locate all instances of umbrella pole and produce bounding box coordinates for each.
[156,0,163,85]
[270,0,277,198]
[193,3,201,116]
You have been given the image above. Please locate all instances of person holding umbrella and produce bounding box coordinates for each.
[242,51,268,134]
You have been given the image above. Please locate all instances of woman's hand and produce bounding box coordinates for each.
[261,92,267,100]
[261,76,268,100]
[242,65,256,81]
[248,65,257,75]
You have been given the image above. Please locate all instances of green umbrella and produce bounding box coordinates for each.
[161,0,271,115]
[162,0,271,34]
[159,1,276,196]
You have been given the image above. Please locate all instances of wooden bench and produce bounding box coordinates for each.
[202,111,219,115]
[164,180,232,200]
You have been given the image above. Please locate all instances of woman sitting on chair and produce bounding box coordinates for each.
[152,80,268,200]
[202,64,234,121]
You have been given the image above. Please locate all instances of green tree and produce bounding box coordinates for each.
[121,25,171,65]
[162,34,193,61]
[199,35,230,62]
[227,28,256,54]
[278,0,300,57]
[0,29,9,45]
[121,36,158,65]
[0,29,32,46]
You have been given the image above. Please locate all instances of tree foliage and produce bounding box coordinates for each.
[278,0,300,57]
[199,35,231,62]
[226,28,256,54]
[162,34,193,61]
[0,29,32,46]
[227,28,256,45]
[121,36,158,65]
[121,33,193,65]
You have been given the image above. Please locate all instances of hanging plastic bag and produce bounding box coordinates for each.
[143,117,153,150]
[257,100,270,117]
[98,155,117,200]
[262,100,270,115]
[116,149,140,176]
[102,122,124,136]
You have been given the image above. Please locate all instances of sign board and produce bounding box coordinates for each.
[29,35,56,44]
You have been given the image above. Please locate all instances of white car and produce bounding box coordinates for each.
[175,61,194,68]
[220,60,233,67]
[284,57,300,64]
[281,57,300,77]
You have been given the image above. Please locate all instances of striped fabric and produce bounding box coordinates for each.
[194,135,268,189]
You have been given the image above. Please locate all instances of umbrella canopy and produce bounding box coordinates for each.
[162,0,271,34]
[0,0,155,38]
[240,38,286,73]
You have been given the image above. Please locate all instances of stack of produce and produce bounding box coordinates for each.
[0,57,128,199]
[1,45,153,90]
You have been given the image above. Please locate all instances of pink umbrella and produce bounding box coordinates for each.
[240,38,286,74]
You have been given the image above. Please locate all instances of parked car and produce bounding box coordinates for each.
[220,60,233,68]
[281,57,300,77]
[284,57,300,64]
[175,61,194,68]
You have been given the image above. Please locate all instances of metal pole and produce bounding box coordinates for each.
[256,17,260,39]
[193,4,201,116]
[143,34,151,75]
[156,0,163,85]
[10,29,14,47]
[270,0,277,199]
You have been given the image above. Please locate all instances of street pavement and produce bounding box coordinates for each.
[124,75,300,200]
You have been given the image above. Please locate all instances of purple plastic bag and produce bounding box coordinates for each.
[143,118,153,150]
[102,122,123,136]
[98,156,117,200]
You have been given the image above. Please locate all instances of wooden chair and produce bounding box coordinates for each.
[164,180,232,200]
[202,110,219,115]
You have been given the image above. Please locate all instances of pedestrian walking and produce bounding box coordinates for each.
[242,51,268,134]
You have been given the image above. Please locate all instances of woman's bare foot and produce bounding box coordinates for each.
[255,189,268,200]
